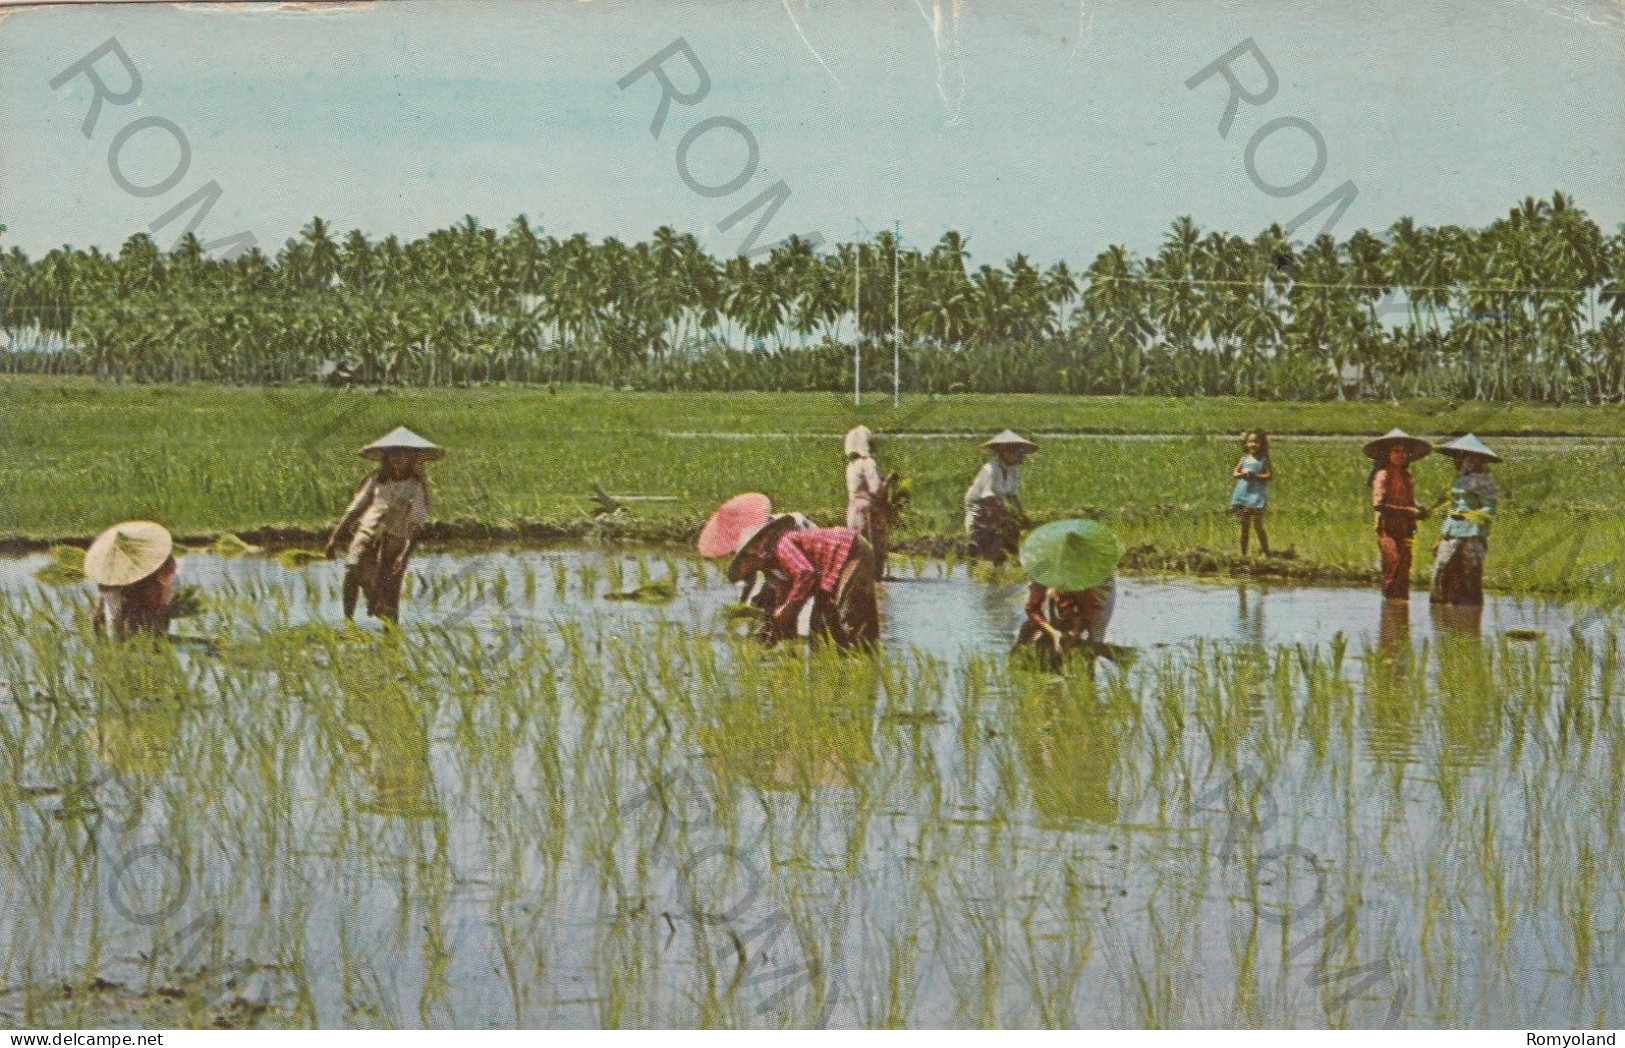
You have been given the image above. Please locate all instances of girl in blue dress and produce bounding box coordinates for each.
[1230,430,1273,556]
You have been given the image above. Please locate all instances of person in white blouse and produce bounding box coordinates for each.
[324,427,442,622]
[844,425,890,576]
[964,430,1037,563]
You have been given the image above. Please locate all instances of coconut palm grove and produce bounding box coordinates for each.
[2,191,1621,402]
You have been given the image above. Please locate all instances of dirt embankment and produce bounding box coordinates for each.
[3,519,1378,586]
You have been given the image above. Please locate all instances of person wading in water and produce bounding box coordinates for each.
[965,430,1036,564]
[728,514,879,649]
[1430,434,1500,607]
[324,426,442,623]
[1364,428,1432,602]
[86,521,179,640]
[1012,518,1120,671]
[843,425,892,578]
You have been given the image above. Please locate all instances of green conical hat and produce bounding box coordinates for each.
[1437,433,1500,463]
[1020,519,1120,592]
[360,426,445,461]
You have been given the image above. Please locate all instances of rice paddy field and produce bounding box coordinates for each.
[2,379,1624,1029]
[5,378,1625,601]
[0,546,1622,1029]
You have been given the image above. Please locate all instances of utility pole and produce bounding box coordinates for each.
[853,223,862,407]
[892,219,901,408]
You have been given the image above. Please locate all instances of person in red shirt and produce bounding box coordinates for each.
[729,515,879,648]
[1364,430,1432,601]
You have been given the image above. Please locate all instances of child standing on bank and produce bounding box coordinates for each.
[1230,430,1273,557]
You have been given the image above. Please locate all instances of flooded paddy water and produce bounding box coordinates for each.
[0,547,1620,1028]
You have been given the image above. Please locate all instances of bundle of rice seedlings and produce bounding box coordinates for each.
[276,548,327,569]
[34,546,86,586]
[604,580,677,604]
[170,585,206,619]
[211,533,260,556]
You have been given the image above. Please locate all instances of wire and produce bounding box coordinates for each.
[1087,273,1595,296]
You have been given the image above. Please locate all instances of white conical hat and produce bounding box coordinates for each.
[84,521,173,587]
[983,429,1038,453]
[844,425,873,457]
[360,426,445,461]
[1361,428,1432,461]
[1437,433,1501,463]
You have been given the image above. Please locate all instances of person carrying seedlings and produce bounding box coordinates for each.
[1013,518,1119,670]
[844,425,891,573]
[86,520,179,640]
[323,426,442,622]
[728,515,879,649]
[1430,433,1500,606]
[1364,428,1432,602]
[965,430,1037,564]
[1229,430,1274,556]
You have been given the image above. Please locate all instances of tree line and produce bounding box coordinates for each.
[2,191,1623,401]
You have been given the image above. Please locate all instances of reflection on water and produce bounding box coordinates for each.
[3,549,1612,657]
[0,547,1620,1028]
[1009,681,1125,829]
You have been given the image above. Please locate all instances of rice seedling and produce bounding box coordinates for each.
[0,546,1619,1027]
[33,545,87,585]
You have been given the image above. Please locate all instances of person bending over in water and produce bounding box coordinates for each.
[324,427,442,622]
[1015,579,1117,671]
[86,520,179,640]
[965,430,1037,564]
[1011,519,1120,671]
[729,515,879,649]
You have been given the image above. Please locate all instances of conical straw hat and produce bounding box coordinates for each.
[1361,428,1432,462]
[844,425,873,457]
[1437,433,1501,463]
[84,521,173,587]
[360,426,445,461]
[1019,519,1119,592]
[698,493,773,558]
[983,429,1038,453]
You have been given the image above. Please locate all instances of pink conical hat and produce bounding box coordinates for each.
[698,493,772,558]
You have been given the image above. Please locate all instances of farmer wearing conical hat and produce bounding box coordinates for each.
[1364,429,1432,601]
[1430,434,1500,607]
[1013,519,1118,670]
[87,521,179,640]
[728,515,879,649]
[843,425,892,576]
[323,426,442,622]
[965,430,1037,564]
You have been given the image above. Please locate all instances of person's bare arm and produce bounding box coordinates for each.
[325,477,374,558]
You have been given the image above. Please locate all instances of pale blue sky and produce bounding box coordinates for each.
[3,0,1621,266]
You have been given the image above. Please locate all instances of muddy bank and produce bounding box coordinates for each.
[3,520,1378,588]
[892,535,1376,586]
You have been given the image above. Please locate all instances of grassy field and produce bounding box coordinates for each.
[4,377,1624,599]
